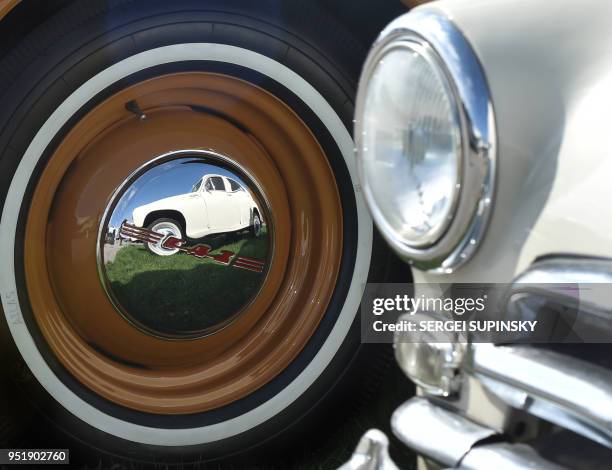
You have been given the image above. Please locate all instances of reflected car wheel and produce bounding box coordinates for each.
[251,213,262,238]
[0,0,404,463]
[146,218,184,256]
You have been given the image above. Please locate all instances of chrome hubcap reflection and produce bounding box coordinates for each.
[97,150,272,339]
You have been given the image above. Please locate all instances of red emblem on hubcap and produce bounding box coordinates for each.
[118,222,265,273]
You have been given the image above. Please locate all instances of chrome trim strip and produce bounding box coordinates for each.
[509,257,612,341]
[515,258,612,317]
[515,257,612,285]
[459,443,565,470]
[355,10,496,272]
[391,397,496,467]
[468,343,612,449]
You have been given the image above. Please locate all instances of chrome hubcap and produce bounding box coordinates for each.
[97,150,272,339]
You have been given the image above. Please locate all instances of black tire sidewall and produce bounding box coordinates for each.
[252,213,262,237]
[0,0,390,463]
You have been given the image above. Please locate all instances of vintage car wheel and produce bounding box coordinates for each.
[146,218,184,256]
[0,0,403,463]
[251,213,263,238]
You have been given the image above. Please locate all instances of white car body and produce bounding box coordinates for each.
[345,2,612,469]
[408,0,612,285]
[403,0,612,442]
[132,174,260,238]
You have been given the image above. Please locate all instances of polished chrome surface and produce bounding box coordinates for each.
[394,313,466,396]
[97,150,271,340]
[391,397,496,467]
[515,257,612,317]
[514,257,612,285]
[459,443,565,470]
[355,10,496,272]
[338,429,399,470]
[468,343,612,449]
[462,257,612,448]
[508,257,612,341]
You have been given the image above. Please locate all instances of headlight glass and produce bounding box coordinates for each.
[358,42,462,247]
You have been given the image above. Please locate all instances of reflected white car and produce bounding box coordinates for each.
[132,174,262,246]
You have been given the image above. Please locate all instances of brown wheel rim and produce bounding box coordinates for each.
[97,148,276,341]
[24,72,344,414]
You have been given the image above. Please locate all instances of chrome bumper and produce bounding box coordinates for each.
[392,398,563,469]
[468,343,612,449]
[338,429,399,470]
[343,339,612,469]
[342,257,612,469]
[342,398,563,469]
[391,397,495,466]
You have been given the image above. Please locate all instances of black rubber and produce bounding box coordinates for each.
[250,213,262,238]
[0,0,411,464]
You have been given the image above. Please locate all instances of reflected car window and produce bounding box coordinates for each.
[191,179,202,193]
[204,179,214,191]
[209,176,225,191]
[228,179,243,192]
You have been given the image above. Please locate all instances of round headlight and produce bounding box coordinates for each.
[358,42,462,248]
[355,11,496,271]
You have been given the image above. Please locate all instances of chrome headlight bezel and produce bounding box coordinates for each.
[355,10,496,273]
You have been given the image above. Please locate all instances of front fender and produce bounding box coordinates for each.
[407,0,612,284]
